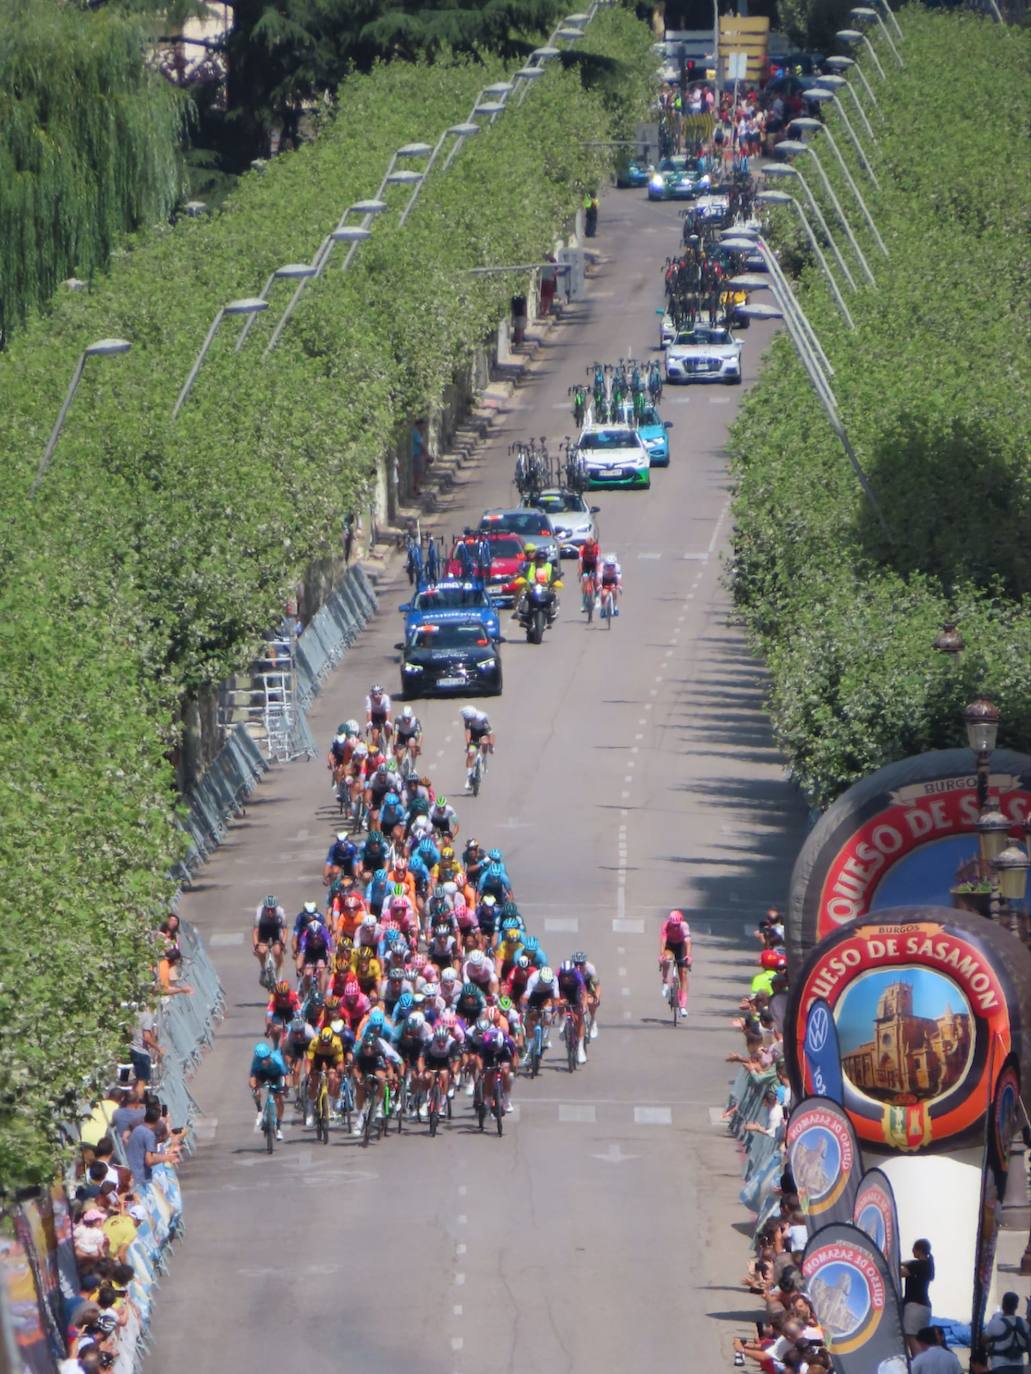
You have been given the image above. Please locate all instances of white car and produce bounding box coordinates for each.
[665,325,742,385]
[526,488,601,556]
[575,424,651,491]
[660,311,678,347]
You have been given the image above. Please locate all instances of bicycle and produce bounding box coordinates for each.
[599,584,616,629]
[335,1073,354,1132]
[258,947,277,992]
[474,1067,504,1136]
[525,1010,546,1078]
[466,740,489,797]
[427,1071,447,1137]
[580,571,596,624]
[560,1003,578,1074]
[361,1072,382,1148]
[258,1084,278,1155]
[662,958,683,1028]
[312,1068,331,1145]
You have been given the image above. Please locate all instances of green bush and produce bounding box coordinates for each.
[729,10,1031,807]
[0,6,655,1183]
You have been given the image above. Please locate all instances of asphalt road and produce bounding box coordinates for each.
[146,187,809,1374]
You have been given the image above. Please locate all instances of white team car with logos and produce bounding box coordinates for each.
[575,424,651,490]
[665,324,742,385]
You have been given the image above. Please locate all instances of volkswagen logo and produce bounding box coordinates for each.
[807,1004,831,1054]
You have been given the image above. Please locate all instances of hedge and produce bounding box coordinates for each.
[0,5,656,1185]
[728,9,1031,807]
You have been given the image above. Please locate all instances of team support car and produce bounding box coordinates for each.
[637,406,672,466]
[478,509,560,566]
[399,620,503,699]
[398,580,501,642]
[680,189,731,233]
[447,531,526,607]
[575,424,651,490]
[615,157,650,188]
[647,156,707,202]
[665,325,742,385]
[524,488,600,557]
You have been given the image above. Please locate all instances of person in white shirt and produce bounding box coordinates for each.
[911,1327,962,1373]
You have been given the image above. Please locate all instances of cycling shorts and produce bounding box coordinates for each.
[601,575,618,588]
[469,726,490,744]
[558,984,583,1006]
[528,989,553,1010]
[309,1053,343,1072]
[369,711,388,727]
[257,923,282,944]
[284,1039,309,1061]
[665,940,689,968]
[303,949,329,966]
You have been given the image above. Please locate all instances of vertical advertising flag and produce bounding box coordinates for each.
[802,1222,910,1374]
[787,1096,862,1232]
[852,1167,901,1282]
[971,1053,1020,1349]
[803,997,844,1105]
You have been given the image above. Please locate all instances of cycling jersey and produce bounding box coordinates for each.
[424,1039,460,1069]
[600,562,622,587]
[339,994,370,1030]
[557,969,586,1005]
[527,984,554,1010]
[660,915,691,948]
[457,989,486,1023]
[254,903,286,940]
[266,990,301,1022]
[306,1033,345,1069]
[430,805,458,834]
[299,926,333,964]
[479,1035,517,1069]
[250,1048,288,1084]
[365,693,392,722]
[463,956,496,989]
[395,717,420,741]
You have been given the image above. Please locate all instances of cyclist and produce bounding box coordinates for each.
[503,953,534,1007]
[364,760,394,831]
[479,1025,518,1115]
[332,888,366,942]
[477,849,513,901]
[291,900,324,959]
[428,920,459,972]
[557,959,588,1064]
[297,916,334,995]
[572,950,601,1040]
[365,684,393,748]
[393,706,422,770]
[360,830,391,883]
[252,895,287,982]
[658,908,692,1016]
[395,1010,431,1119]
[578,535,601,607]
[265,979,301,1034]
[429,795,460,841]
[338,976,370,1032]
[423,1021,461,1116]
[460,706,494,793]
[283,1014,314,1095]
[249,1041,288,1141]
[462,838,488,889]
[522,964,557,1050]
[474,893,499,949]
[599,552,622,616]
[351,1015,402,1136]
[305,1025,346,1128]
[463,948,499,997]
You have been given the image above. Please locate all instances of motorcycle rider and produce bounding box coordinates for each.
[513,545,559,624]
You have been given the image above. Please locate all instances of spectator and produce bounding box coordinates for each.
[157,944,192,997]
[111,1086,147,1141]
[901,1239,936,1355]
[911,1326,962,1373]
[125,1102,180,1187]
[983,1291,1030,1371]
[129,1009,158,1081]
[73,1210,109,1265]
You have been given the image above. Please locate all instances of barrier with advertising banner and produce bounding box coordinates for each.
[802,1222,909,1372]
[853,1167,902,1282]
[786,748,1031,967]
[787,1096,862,1230]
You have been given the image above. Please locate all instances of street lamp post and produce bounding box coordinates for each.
[753,192,856,326]
[173,299,267,418]
[836,28,887,82]
[804,82,879,187]
[851,7,904,66]
[235,263,316,351]
[403,124,482,218]
[791,115,888,256]
[824,54,880,112]
[721,234,835,382]
[812,68,877,143]
[761,161,860,290]
[775,142,877,284]
[870,0,904,41]
[31,338,132,494]
[964,697,1001,810]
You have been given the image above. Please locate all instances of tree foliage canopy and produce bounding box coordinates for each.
[728,10,1031,807]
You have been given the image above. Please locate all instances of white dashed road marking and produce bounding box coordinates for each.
[559,1104,597,1123]
[210,932,244,947]
[634,1107,673,1126]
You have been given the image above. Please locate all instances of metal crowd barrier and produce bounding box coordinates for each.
[153,920,224,1154]
[294,563,378,710]
[173,723,269,881]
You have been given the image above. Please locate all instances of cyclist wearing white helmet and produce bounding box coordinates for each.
[364,684,393,748]
[460,705,495,793]
[600,551,622,617]
[393,704,422,770]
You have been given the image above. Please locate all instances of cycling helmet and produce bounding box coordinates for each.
[303,901,318,914]
[335,831,349,843]
[488,848,503,862]
[263,895,278,909]
[433,922,450,938]
[393,854,408,870]
[254,1041,271,1059]
[288,1016,307,1034]
[759,949,781,971]
[330,1018,345,1036]
[343,979,360,998]
[466,838,481,850]
[273,979,291,996]
[468,950,485,968]
[361,914,377,929]
[343,893,361,909]
[324,995,341,1012]
[440,845,455,860]
[345,719,360,735]
[369,1008,385,1030]
[486,1028,504,1050]
[353,741,368,757]
[475,1015,492,1033]
[443,881,458,897]
[387,964,404,980]
[517,955,530,970]
[559,960,575,974]
[434,796,448,808]
[318,1027,335,1045]
[480,894,496,909]
[498,995,513,1012]
[407,1011,425,1031]
[572,950,587,965]
[522,935,539,953]
[604,552,617,564]
[370,684,384,695]
[434,1023,451,1044]
[441,967,458,983]
[308,991,324,1010]
[401,706,414,720]
[391,882,407,898]
[539,967,555,986]
[397,991,414,1012]
[461,981,480,999]
[386,758,399,772]
[460,705,478,722]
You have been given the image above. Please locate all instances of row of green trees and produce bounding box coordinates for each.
[0,6,656,1185]
[0,1,188,335]
[728,9,1031,807]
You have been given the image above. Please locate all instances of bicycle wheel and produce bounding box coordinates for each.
[583,582,594,623]
[317,1085,330,1145]
[669,980,679,1029]
[605,593,613,630]
[529,1026,541,1079]
[565,1018,577,1074]
[263,1099,276,1154]
[362,1086,375,1148]
[471,755,481,798]
[494,1080,504,1138]
[429,1082,439,1138]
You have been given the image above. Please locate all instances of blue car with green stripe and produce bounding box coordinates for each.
[637,405,672,467]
